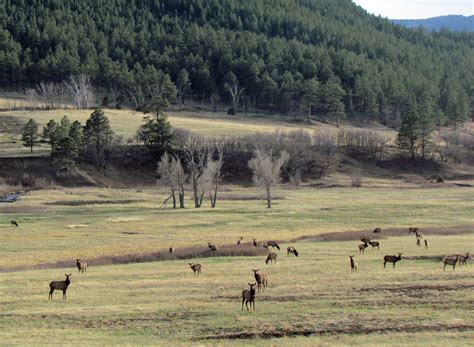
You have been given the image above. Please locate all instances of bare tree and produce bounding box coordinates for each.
[201,143,224,208]
[65,74,94,109]
[37,82,66,109]
[24,88,39,109]
[157,152,187,209]
[248,148,289,208]
[225,79,245,114]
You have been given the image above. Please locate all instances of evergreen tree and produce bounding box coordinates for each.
[21,119,39,153]
[323,77,346,127]
[301,78,320,123]
[176,69,191,111]
[398,109,420,160]
[42,119,59,146]
[417,92,434,159]
[83,108,114,168]
[51,136,80,172]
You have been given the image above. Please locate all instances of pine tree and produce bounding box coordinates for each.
[21,119,39,153]
[301,77,320,123]
[323,77,346,127]
[398,109,420,161]
[83,108,114,168]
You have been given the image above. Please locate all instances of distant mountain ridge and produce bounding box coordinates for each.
[392,15,473,32]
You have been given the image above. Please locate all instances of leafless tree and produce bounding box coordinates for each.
[248,148,289,208]
[24,88,39,109]
[157,152,187,209]
[201,143,224,208]
[225,80,245,114]
[65,74,94,109]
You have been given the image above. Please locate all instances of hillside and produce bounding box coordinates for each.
[392,15,474,32]
[1,0,473,128]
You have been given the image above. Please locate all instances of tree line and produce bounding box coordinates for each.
[2,0,473,128]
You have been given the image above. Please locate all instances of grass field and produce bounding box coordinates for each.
[0,185,473,344]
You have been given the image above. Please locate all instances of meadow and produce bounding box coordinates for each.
[0,185,473,345]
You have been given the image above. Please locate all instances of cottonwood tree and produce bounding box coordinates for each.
[21,119,39,153]
[248,148,289,208]
[65,74,94,109]
[201,144,224,208]
[224,72,245,115]
[37,82,66,109]
[157,152,187,209]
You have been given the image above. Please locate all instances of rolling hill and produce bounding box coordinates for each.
[392,15,474,32]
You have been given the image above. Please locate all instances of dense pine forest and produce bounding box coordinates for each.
[1,0,473,128]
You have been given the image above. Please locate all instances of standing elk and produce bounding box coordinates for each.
[10,220,19,227]
[384,253,402,268]
[287,246,299,257]
[265,252,278,264]
[75,259,87,273]
[457,253,470,266]
[49,274,71,300]
[252,269,268,292]
[359,243,368,254]
[349,255,357,273]
[373,227,381,234]
[266,241,280,250]
[241,283,256,311]
[443,256,458,271]
[189,262,202,275]
[369,241,380,250]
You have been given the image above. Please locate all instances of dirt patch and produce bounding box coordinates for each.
[46,199,145,206]
[294,225,474,243]
[355,283,474,294]
[0,243,269,273]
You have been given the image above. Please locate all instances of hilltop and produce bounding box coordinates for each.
[392,15,474,32]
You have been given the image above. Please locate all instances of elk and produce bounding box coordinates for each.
[360,237,371,244]
[369,241,380,250]
[373,227,381,234]
[189,262,202,275]
[287,246,299,257]
[408,227,419,234]
[208,242,218,252]
[169,246,174,255]
[252,269,268,292]
[458,253,470,266]
[443,256,458,271]
[359,243,368,254]
[265,252,277,264]
[237,237,243,245]
[241,283,256,311]
[266,241,280,250]
[75,259,87,273]
[424,239,428,249]
[349,255,357,273]
[384,253,402,268]
[49,274,71,300]
[10,220,19,227]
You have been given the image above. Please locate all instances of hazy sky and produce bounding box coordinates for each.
[352,0,473,19]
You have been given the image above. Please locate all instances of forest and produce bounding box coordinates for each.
[0,0,473,129]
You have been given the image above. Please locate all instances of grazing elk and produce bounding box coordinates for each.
[443,256,458,271]
[75,259,87,273]
[373,227,381,234]
[360,237,371,244]
[349,255,357,273]
[384,253,402,268]
[252,269,268,292]
[458,253,470,266]
[359,243,368,254]
[287,246,299,257]
[241,283,256,311]
[237,237,243,245]
[424,239,428,249]
[10,220,19,227]
[189,262,202,275]
[369,241,380,250]
[266,241,280,250]
[208,242,218,252]
[265,252,277,264]
[49,274,71,300]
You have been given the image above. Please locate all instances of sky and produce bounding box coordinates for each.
[352,0,473,19]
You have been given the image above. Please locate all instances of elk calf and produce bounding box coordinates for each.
[241,283,256,311]
[349,255,357,273]
[10,220,18,227]
[359,243,368,254]
[443,256,458,271]
[252,269,268,292]
[384,253,402,268]
[369,241,380,250]
[189,262,202,275]
[49,274,71,300]
[373,227,381,234]
[265,252,277,264]
[75,259,87,273]
[287,246,299,257]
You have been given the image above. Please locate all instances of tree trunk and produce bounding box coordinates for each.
[266,185,272,208]
[307,106,311,124]
[179,189,185,209]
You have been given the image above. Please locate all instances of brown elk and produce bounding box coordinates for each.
[252,269,268,292]
[373,227,381,234]
[10,220,19,227]
[369,241,380,250]
[265,252,277,264]
[359,243,368,254]
[349,255,357,273]
[384,253,402,268]
[266,241,280,250]
[189,262,202,275]
[75,259,87,273]
[287,246,299,257]
[49,274,71,300]
[208,242,218,252]
[241,283,256,311]
[443,256,458,271]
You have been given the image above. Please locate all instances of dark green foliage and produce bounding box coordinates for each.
[21,119,39,153]
[51,136,80,172]
[139,115,174,155]
[83,108,115,168]
[398,109,420,160]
